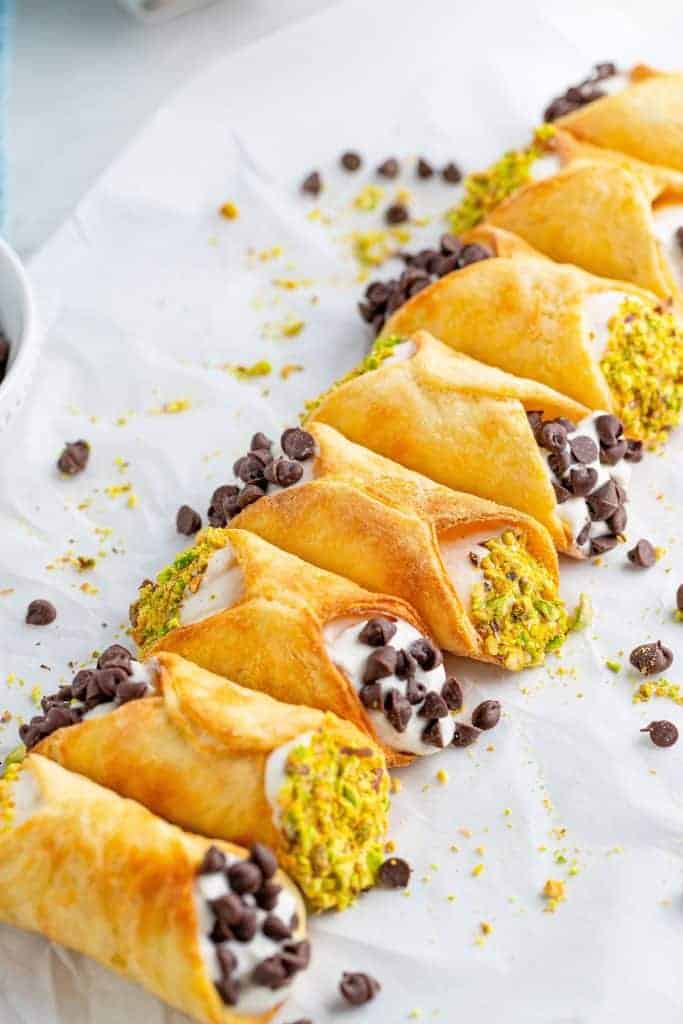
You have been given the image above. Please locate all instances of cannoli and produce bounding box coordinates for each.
[198,425,567,669]
[544,63,683,173]
[0,754,308,1024]
[308,329,595,552]
[130,530,464,762]
[23,649,390,911]
[379,226,683,447]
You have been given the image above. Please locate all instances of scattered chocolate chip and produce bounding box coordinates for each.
[57,440,90,475]
[417,157,434,179]
[442,161,462,184]
[208,484,240,526]
[587,480,620,522]
[590,534,619,556]
[608,506,627,535]
[471,699,501,730]
[251,432,273,451]
[395,649,417,680]
[263,914,292,941]
[26,599,56,626]
[228,860,262,895]
[272,457,304,487]
[624,439,643,463]
[359,681,383,709]
[566,465,598,497]
[301,171,322,196]
[630,641,673,676]
[340,972,380,1006]
[377,158,399,179]
[233,909,258,942]
[418,691,448,719]
[281,427,315,461]
[97,645,132,670]
[117,679,148,704]
[215,976,239,1005]
[407,637,443,671]
[211,892,244,927]
[458,243,489,267]
[377,856,411,889]
[440,232,462,256]
[548,448,571,477]
[539,421,567,452]
[594,414,623,445]
[341,151,362,171]
[421,717,447,748]
[405,676,427,704]
[234,453,266,484]
[280,939,311,974]
[641,720,678,748]
[199,845,227,874]
[250,843,278,880]
[441,676,463,711]
[385,203,409,225]
[363,646,398,683]
[544,62,616,121]
[384,688,412,733]
[628,539,656,568]
[600,439,628,466]
[255,880,282,911]
[452,722,480,747]
[236,484,264,510]
[253,956,289,989]
[569,434,598,464]
[216,944,237,975]
[552,481,572,504]
[359,617,397,646]
[176,504,202,535]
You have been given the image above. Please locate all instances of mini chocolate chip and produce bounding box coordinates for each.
[234,453,266,484]
[216,944,237,975]
[359,681,383,709]
[677,584,683,612]
[385,203,409,225]
[228,860,262,894]
[263,914,292,940]
[600,439,628,466]
[253,956,289,989]
[630,641,673,676]
[208,484,240,526]
[280,939,311,973]
[26,600,56,626]
[176,504,201,535]
[363,645,398,683]
[595,413,623,445]
[526,410,544,441]
[212,892,244,928]
[359,617,397,646]
[377,158,399,178]
[458,243,490,266]
[57,440,90,475]
[587,480,620,522]
[274,458,304,487]
[378,856,411,889]
[566,465,598,497]
[281,427,315,461]
[384,689,412,733]
[340,972,381,1006]
[233,909,258,942]
[539,421,567,452]
[341,151,362,171]
[199,846,227,874]
[255,880,282,911]
[250,843,278,880]
[442,161,462,183]
[407,637,443,671]
[590,535,619,556]
[440,233,462,256]
[251,432,273,452]
[43,705,78,733]
[236,484,265,510]
[452,722,480,747]
[394,650,416,682]
[641,720,679,748]
[301,171,322,196]
[552,481,572,504]
[628,539,656,568]
[418,691,448,719]
[417,157,434,179]
[471,699,501,730]
[441,676,463,711]
[405,677,427,704]
[569,434,598,464]
[117,679,148,704]
[96,666,127,696]
[71,669,96,701]
[608,506,627,534]
[624,439,644,463]
[215,976,240,1005]
[97,644,133,670]
[548,448,571,477]
[421,718,447,748]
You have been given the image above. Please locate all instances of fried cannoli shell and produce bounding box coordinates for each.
[382,224,669,413]
[309,330,588,551]
[233,423,560,657]
[0,754,305,1024]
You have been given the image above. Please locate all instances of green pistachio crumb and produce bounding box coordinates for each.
[568,593,593,632]
[606,660,622,673]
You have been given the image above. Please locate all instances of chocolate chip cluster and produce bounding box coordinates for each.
[198,843,310,1006]
[528,411,640,556]
[543,61,618,122]
[358,234,493,336]
[356,617,462,749]
[19,645,149,750]
[208,429,314,526]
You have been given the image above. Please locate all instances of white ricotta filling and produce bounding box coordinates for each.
[179,545,245,627]
[596,71,630,96]
[324,616,453,756]
[652,202,683,290]
[194,865,298,1016]
[438,529,503,610]
[383,340,417,364]
[79,658,158,722]
[3,766,43,827]
[264,731,314,829]
[530,153,561,181]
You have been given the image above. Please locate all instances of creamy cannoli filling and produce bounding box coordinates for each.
[195,843,308,1013]
[652,202,683,290]
[583,292,683,446]
[265,726,388,912]
[449,530,566,669]
[325,616,461,754]
[18,646,157,750]
[529,410,635,557]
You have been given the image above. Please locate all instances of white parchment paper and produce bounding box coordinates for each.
[2,2,683,1021]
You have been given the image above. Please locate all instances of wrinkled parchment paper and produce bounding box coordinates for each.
[2,2,683,1021]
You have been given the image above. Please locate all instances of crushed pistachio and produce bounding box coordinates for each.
[600,297,683,446]
[633,677,683,706]
[542,878,566,912]
[568,592,593,631]
[350,226,411,267]
[606,660,621,673]
[281,363,304,380]
[436,768,449,785]
[353,184,385,211]
[280,317,305,338]
[151,399,192,415]
[471,863,485,877]
[480,921,493,936]
[130,527,230,651]
[469,530,568,669]
[219,201,239,220]
[303,334,403,420]
[226,360,272,380]
[447,125,557,232]
[276,725,389,912]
